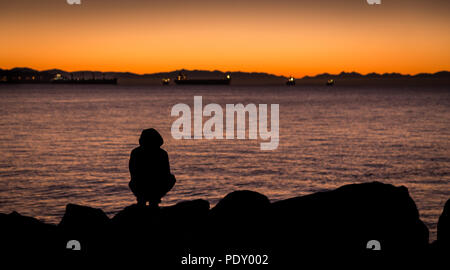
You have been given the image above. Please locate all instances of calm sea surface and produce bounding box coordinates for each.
[0,84,449,240]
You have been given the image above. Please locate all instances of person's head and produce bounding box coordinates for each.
[139,128,163,148]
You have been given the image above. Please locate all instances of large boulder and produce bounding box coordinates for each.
[211,190,270,216]
[209,190,271,247]
[435,199,450,252]
[59,204,110,230]
[109,199,210,257]
[58,204,110,254]
[0,211,59,256]
[270,182,429,255]
[112,199,209,229]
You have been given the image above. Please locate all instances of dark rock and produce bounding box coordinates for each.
[0,182,435,262]
[0,211,59,256]
[111,203,157,228]
[211,190,270,216]
[58,204,110,254]
[108,204,163,257]
[59,204,110,230]
[162,199,210,246]
[164,199,210,217]
[209,190,271,247]
[111,199,209,228]
[270,182,429,255]
[109,199,210,257]
[435,199,450,251]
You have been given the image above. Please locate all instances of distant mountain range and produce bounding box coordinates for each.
[0,67,286,80]
[1,67,449,86]
[302,71,450,79]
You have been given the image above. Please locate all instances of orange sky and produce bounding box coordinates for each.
[1,0,449,77]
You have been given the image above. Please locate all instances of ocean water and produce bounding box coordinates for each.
[0,84,449,240]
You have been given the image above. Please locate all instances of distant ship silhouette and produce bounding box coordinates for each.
[161,78,171,85]
[174,72,231,85]
[51,73,117,84]
[286,76,295,86]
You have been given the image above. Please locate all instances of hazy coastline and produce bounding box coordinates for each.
[2,67,450,86]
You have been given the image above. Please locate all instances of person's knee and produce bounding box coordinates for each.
[168,174,176,190]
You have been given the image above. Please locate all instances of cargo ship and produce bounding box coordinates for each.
[326,79,335,86]
[51,74,117,84]
[161,78,171,85]
[174,72,231,85]
[286,76,295,86]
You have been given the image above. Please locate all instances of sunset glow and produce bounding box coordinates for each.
[1,0,449,77]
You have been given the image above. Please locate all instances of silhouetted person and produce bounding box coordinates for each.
[129,128,176,207]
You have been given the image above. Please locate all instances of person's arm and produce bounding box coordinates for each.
[163,150,171,175]
[129,149,136,178]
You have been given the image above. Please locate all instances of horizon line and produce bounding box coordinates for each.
[2,66,449,79]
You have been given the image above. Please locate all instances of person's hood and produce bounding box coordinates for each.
[139,128,163,148]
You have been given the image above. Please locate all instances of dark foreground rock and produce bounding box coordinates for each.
[437,199,450,246]
[0,182,446,264]
[209,190,271,247]
[110,199,210,253]
[270,182,429,253]
[431,199,450,255]
[0,211,59,255]
[58,204,110,255]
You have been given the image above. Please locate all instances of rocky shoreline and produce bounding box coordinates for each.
[1,181,448,264]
